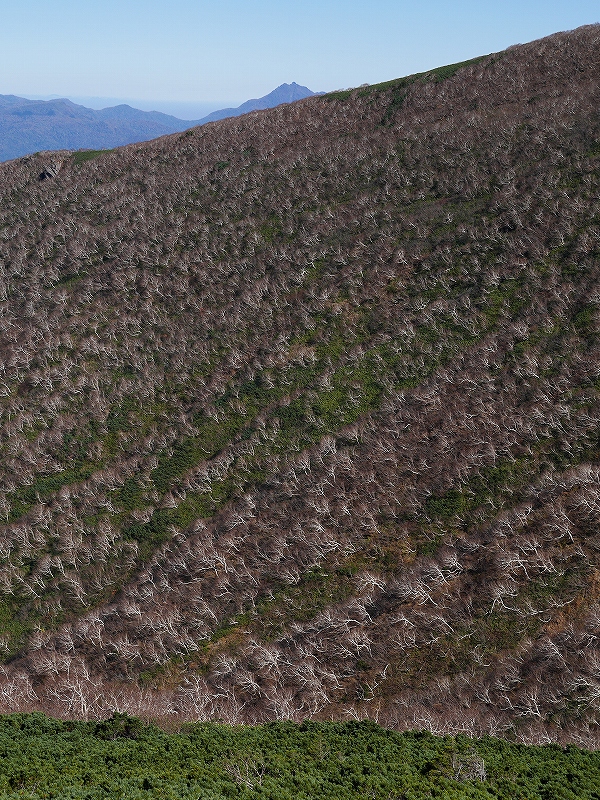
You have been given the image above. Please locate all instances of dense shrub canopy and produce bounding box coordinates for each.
[0,714,599,799]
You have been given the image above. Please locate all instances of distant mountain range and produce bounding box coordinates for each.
[0,82,318,161]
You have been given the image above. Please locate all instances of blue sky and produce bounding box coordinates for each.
[1,0,599,118]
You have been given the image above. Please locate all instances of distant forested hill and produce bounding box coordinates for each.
[0,25,598,745]
[0,83,317,161]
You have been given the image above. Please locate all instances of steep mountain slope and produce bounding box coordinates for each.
[0,83,318,161]
[0,25,599,744]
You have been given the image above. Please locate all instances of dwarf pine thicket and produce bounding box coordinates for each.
[0,714,599,799]
[0,25,598,755]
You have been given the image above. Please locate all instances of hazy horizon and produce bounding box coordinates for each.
[12,94,243,121]
[1,1,598,113]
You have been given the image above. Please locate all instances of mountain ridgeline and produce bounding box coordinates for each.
[0,25,599,745]
[0,82,317,162]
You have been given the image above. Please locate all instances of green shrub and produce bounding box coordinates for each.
[71,149,112,165]
[0,715,598,799]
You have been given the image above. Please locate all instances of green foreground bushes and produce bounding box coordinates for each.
[0,714,598,799]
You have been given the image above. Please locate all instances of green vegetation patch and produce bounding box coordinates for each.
[71,149,112,165]
[150,415,246,494]
[0,715,598,799]
[8,423,103,521]
[0,600,31,659]
[425,459,529,521]
[123,477,236,554]
[50,269,88,288]
[250,566,354,641]
[8,463,97,522]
